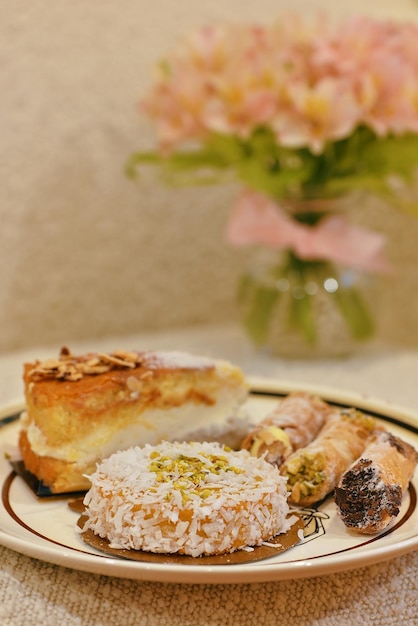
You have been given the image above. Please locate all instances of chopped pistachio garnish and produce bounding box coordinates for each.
[148,452,244,503]
[341,408,375,431]
[282,452,326,501]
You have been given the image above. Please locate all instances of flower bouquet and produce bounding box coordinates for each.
[127,13,418,356]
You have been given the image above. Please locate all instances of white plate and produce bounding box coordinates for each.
[1,380,417,584]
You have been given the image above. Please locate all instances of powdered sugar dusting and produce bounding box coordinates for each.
[142,351,215,370]
[335,429,418,533]
[80,441,291,557]
[335,459,401,532]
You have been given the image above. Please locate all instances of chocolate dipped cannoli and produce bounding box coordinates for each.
[335,430,418,534]
[241,392,333,467]
[280,408,376,506]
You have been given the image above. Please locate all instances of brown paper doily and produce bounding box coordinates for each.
[70,499,303,566]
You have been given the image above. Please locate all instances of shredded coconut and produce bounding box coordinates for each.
[81,441,291,557]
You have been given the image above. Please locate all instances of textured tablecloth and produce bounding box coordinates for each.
[1,324,418,626]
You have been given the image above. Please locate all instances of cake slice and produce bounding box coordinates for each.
[18,347,249,493]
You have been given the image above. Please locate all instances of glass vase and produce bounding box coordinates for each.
[238,249,377,359]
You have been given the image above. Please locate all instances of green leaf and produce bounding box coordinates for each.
[126,125,418,218]
[204,133,248,164]
[125,152,164,178]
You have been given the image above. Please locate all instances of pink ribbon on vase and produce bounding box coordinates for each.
[225,189,392,274]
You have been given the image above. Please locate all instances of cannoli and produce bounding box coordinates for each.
[335,430,418,534]
[280,408,376,506]
[241,392,333,466]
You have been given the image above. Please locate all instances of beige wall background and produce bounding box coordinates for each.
[1,0,418,353]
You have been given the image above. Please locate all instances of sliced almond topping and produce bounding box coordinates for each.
[28,348,142,381]
[78,364,110,375]
[112,350,139,363]
[98,353,136,368]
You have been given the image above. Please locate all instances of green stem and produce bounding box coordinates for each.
[289,292,317,345]
[238,250,375,349]
[333,286,375,340]
[238,273,280,344]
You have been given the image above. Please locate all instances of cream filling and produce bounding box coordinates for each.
[23,393,248,466]
[249,426,292,457]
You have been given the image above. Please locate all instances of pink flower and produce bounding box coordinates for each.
[226,189,391,274]
[131,13,418,286]
[273,78,361,153]
[311,16,418,135]
[141,14,418,152]
[142,23,282,148]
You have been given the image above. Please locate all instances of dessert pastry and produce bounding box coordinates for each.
[280,408,376,506]
[241,391,333,466]
[335,430,418,533]
[79,440,292,556]
[19,347,249,493]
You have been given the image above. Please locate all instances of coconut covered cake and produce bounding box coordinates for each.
[79,441,292,557]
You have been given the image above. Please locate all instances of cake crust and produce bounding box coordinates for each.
[18,429,90,493]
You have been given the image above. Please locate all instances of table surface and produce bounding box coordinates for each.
[1,324,418,626]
